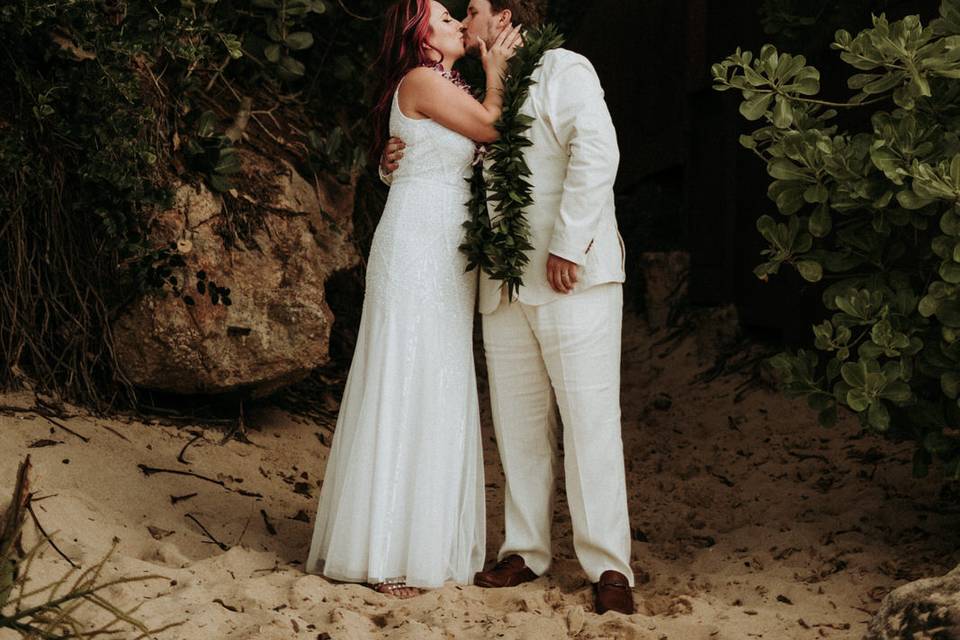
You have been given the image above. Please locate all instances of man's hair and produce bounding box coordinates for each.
[488,0,545,28]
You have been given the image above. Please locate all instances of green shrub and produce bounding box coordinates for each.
[712,0,960,478]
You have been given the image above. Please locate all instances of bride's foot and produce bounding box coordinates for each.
[371,579,422,599]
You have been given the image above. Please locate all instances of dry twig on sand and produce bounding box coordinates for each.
[137,463,262,497]
[0,456,180,638]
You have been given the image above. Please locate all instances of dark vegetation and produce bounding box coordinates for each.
[0,0,379,411]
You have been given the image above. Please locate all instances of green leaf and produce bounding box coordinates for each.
[847,388,870,412]
[867,400,890,430]
[796,260,823,282]
[911,73,932,98]
[804,183,830,205]
[941,261,960,284]
[772,96,793,128]
[196,111,218,138]
[937,300,960,328]
[942,210,960,236]
[769,181,806,215]
[265,18,283,42]
[754,261,779,279]
[871,148,905,183]
[285,31,315,50]
[919,294,940,317]
[841,361,867,388]
[740,92,774,121]
[793,67,821,95]
[809,204,832,237]
[756,215,778,236]
[897,189,934,210]
[942,371,960,399]
[863,71,905,94]
[880,380,912,403]
[219,33,243,59]
[769,159,808,181]
[278,55,306,78]
[264,44,281,63]
[849,73,881,89]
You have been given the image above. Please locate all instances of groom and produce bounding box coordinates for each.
[381,0,634,615]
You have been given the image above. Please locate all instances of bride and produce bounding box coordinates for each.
[306,0,522,598]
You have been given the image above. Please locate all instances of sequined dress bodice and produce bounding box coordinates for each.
[387,85,476,191]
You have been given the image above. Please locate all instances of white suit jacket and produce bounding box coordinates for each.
[478,48,625,314]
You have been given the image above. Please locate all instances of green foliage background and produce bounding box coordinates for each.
[714,0,960,478]
[0,0,380,409]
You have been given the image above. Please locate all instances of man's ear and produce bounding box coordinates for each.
[497,9,512,29]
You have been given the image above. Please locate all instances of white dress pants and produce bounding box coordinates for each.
[482,282,634,585]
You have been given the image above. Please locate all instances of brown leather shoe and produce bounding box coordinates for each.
[474,554,538,588]
[594,570,635,615]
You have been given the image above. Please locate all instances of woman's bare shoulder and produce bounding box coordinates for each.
[398,67,452,106]
[401,66,444,87]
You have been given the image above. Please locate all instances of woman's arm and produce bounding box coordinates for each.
[399,25,522,143]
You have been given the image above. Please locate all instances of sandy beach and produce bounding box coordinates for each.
[2,311,959,639]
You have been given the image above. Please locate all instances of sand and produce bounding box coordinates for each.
[2,311,959,639]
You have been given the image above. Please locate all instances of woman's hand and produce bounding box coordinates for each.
[480,24,523,77]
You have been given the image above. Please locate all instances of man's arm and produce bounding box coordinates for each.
[544,54,620,267]
[378,137,405,186]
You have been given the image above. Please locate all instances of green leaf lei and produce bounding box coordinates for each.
[460,24,565,301]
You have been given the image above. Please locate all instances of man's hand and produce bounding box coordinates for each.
[380,137,406,176]
[546,254,579,294]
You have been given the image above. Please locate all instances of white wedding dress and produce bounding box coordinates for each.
[306,79,486,588]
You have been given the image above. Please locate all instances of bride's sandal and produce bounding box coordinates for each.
[370,578,422,599]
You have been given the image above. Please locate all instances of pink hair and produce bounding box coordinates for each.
[370,0,441,160]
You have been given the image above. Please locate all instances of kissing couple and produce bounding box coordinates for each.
[305,0,634,616]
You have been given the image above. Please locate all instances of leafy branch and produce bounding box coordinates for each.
[713,0,960,478]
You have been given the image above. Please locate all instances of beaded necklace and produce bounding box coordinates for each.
[419,61,475,97]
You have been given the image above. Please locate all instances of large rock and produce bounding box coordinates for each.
[639,251,689,330]
[112,150,360,397]
[866,565,960,639]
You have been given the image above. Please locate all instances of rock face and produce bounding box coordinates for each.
[639,251,690,330]
[112,150,360,397]
[866,565,960,640]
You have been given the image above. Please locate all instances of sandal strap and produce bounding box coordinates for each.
[373,577,409,591]
[376,577,406,585]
